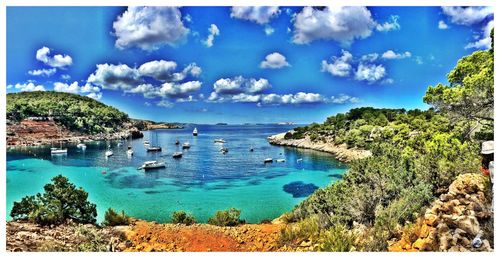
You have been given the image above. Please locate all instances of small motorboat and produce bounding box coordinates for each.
[139,160,166,170]
[146,146,162,152]
[77,143,87,149]
[175,139,180,145]
[277,159,286,163]
[220,147,229,154]
[127,146,134,156]
[144,140,150,145]
[264,158,273,164]
[296,158,303,163]
[172,152,183,158]
[105,150,113,157]
[192,127,198,136]
[117,142,123,147]
[182,142,191,149]
[51,148,67,155]
[214,139,226,143]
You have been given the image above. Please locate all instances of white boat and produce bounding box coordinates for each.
[296,158,303,163]
[146,146,162,152]
[105,150,113,157]
[192,127,198,136]
[144,140,150,145]
[220,147,228,154]
[182,142,191,149]
[139,160,166,170]
[127,146,134,156]
[277,159,286,163]
[51,148,67,155]
[172,152,183,158]
[214,139,226,143]
[77,143,87,149]
[264,158,273,164]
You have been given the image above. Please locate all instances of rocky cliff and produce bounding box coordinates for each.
[267,132,371,162]
[388,173,494,252]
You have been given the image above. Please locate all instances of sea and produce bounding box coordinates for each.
[6,124,348,223]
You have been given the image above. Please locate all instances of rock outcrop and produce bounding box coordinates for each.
[267,132,371,162]
[388,173,493,252]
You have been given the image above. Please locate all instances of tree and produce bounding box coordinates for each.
[10,175,97,225]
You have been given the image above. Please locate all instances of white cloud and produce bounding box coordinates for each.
[159,81,202,98]
[381,50,412,59]
[441,7,493,26]
[260,52,291,69]
[203,24,220,47]
[86,92,103,100]
[355,63,386,82]
[126,83,158,99]
[113,7,189,51]
[292,6,376,45]
[28,68,56,77]
[10,82,46,92]
[376,15,400,32]
[465,20,494,49]
[138,60,178,80]
[230,6,280,24]
[157,100,174,108]
[415,56,424,65]
[36,46,73,68]
[321,50,353,77]
[172,63,202,81]
[53,81,102,99]
[438,20,449,29]
[361,53,379,62]
[61,74,71,80]
[87,63,142,90]
[330,94,359,104]
[264,25,275,35]
[213,76,270,95]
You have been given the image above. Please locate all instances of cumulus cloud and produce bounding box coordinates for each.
[381,50,412,59]
[260,52,291,69]
[292,6,376,45]
[158,81,202,98]
[331,94,360,104]
[203,24,220,47]
[172,63,202,81]
[113,7,189,51]
[441,6,493,26]
[61,74,71,80]
[138,60,177,80]
[126,83,158,99]
[361,53,379,62]
[264,25,275,35]
[355,63,386,83]
[321,50,353,77]
[157,100,174,108]
[376,15,400,32]
[438,20,449,29]
[465,20,494,49]
[87,63,142,90]
[230,6,280,24]
[9,82,46,92]
[53,81,102,99]
[28,68,56,77]
[213,76,271,95]
[36,47,73,68]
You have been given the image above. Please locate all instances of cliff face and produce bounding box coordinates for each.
[267,132,371,162]
[388,173,494,252]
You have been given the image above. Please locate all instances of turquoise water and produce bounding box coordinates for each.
[6,125,347,223]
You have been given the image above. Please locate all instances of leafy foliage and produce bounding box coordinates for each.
[103,208,130,226]
[171,211,196,225]
[207,208,244,226]
[7,91,129,134]
[10,175,97,226]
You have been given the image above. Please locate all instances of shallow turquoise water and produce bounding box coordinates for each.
[6,125,347,223]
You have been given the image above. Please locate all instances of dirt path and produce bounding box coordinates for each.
[123,220,284,252]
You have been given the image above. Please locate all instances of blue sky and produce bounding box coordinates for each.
[6,6,494,124]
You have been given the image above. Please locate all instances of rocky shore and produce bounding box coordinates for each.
[388,173,494,252]
[6,119,143,147]
[267,132,371,162]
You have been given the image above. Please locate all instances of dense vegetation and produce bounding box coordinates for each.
[171,211,197,225]
[280,30,493,251]
[7,91,130,134]
[103,208,130,226]
[10,175,97,225]
[207,208,244,226]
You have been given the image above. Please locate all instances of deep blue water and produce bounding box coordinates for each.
[6,124,347,223]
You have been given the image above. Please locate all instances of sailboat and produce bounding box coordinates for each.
[139,160,166,170]
[51,127,67,155]
[77,142,87,150]
[146,130,162,152]
[105,142,113,157]
[192,127,198,136]
[126,134,133,156]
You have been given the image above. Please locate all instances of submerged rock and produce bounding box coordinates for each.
[283,181,319,198]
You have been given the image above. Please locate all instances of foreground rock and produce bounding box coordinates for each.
[267,132,371,162]
[388,173,494,252]
[6,221,127,252]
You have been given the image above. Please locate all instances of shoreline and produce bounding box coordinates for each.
[267,132,371,163]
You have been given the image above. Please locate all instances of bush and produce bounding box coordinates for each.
[10,175,97,226]
[318,224,356,251]
[103,208,129,226]
[280,215,321,246]
[171,211,196,225]
[207,208,243,226]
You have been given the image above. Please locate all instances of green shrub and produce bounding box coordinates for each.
[171,211,196,225]
[318,224,356,251]
[207,208,243,226]
[280,215,321,246]
[103,208,129,226]
[10,175,97,226]
[75,225,109,251]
